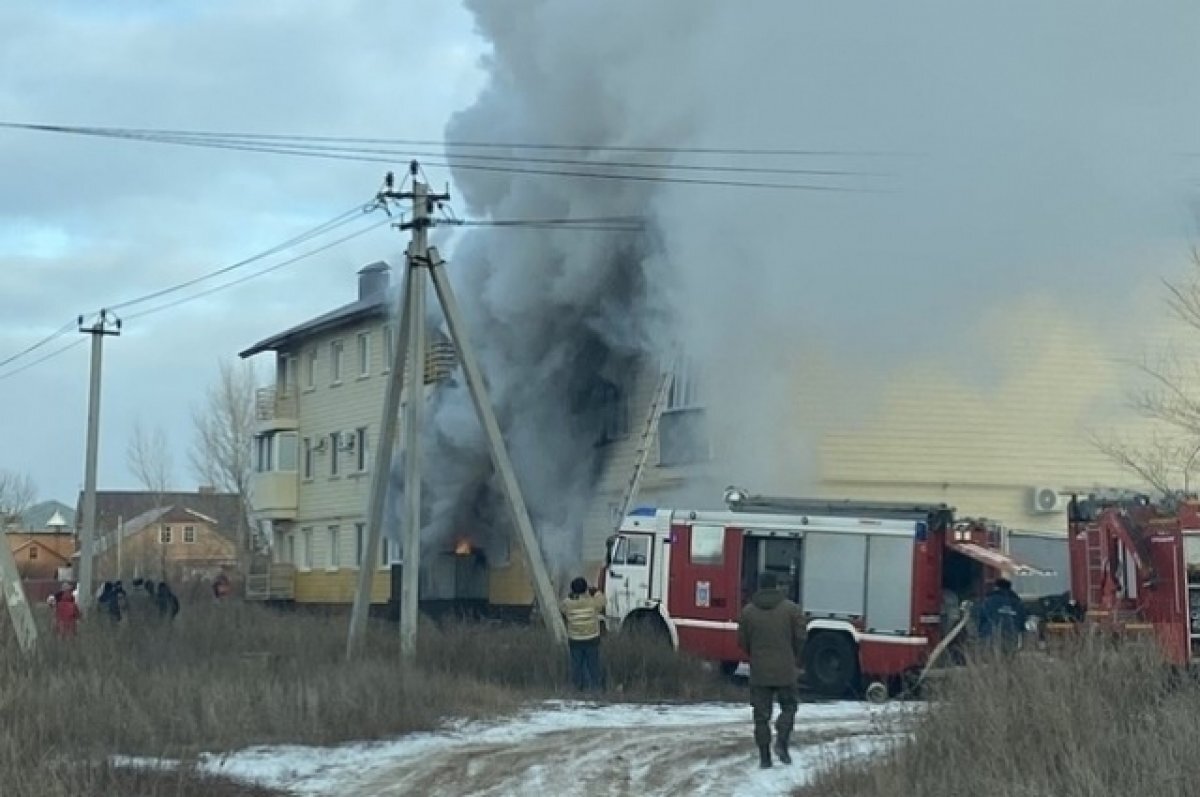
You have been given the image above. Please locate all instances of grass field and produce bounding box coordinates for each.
[0,599,734,796]
[797,640,1200,797]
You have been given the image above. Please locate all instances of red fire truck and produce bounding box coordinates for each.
[1051,493,1200,665]
[602,488,1051,697]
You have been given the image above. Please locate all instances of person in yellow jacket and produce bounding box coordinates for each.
[560,577,606,691]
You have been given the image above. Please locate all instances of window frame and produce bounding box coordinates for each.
[329,432,340,477]
[689,524,725,565]
[183,525,197,544]
[355,522,365,568]
[302,437,314,481]
[160,525,173,545]
[330,339,345,384]
[356,427,368,472]
[328,525,340,570]
[302,527,313,570]
[305,349,317,390]
[357,332,371,378]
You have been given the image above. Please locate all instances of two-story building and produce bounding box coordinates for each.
[239,261,464,609]
[76,488,242,587]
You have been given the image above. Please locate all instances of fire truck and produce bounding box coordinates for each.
[602,487,1052,698]
[1048,493,1200,665]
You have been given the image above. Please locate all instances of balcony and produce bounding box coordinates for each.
[251,470,298,520]
[254,386,298,434]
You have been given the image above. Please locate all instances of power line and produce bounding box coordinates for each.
[87,131,887,178]
[0,121,901,157]
[0,320,75,370]
[124,217,390,321]
[0,338,85,382]
[107,204,371,312]
[0,123,882,193]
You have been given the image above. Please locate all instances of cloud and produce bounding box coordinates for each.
[0,0,485,500]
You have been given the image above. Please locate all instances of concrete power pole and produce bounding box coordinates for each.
[77,309,120,609]
[346,163,567,662]
[0,530,38,654]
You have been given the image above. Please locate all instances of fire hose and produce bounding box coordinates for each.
[864,600,974,704]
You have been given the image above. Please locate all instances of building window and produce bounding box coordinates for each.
[330,432,340,477]
[380,536,390,568]
[302,527,313,569]
[356,427,368,472]
[28,546,38,560]
[278,354,293,396]
[597,379,630,445]
[287,533,296,564]
[302,437,313,480]
[358,332,371,377]
[666,358,702,410]
[355,522,365,567]
[306,349,317,390]
[255,434,273,473]
[160,526,173,544]
[331,340,344,384]
[183,525,196,544]
[328,526,340,568]
[383,324,394,372]
[277,432,298,471]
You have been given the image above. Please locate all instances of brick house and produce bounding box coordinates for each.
[77,488,242,586]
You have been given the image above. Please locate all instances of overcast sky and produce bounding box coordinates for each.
[0,1,485,503]
[4,1,1200,507]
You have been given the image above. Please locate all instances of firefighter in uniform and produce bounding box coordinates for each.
[737,571,806,768]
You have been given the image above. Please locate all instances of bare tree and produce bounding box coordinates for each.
[126,420,174,579]
[190,359,257,553]
[127,421,173,496]
[1094,249,1200,493]
[0,469,36,527]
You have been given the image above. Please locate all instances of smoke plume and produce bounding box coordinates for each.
[404,0,1200,571]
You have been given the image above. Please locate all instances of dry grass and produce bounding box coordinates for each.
[797,639,1200,797]
[0,600,734,796]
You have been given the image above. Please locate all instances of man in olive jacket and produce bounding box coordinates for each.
[737,571,805,768]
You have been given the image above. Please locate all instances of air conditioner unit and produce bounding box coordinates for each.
[1029,486,1065,514]
[340,431,357,452]
[313,438,328,453]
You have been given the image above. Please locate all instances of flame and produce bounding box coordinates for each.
[454,539,472,556]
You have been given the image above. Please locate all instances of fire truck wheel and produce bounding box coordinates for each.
[803,632,859,697]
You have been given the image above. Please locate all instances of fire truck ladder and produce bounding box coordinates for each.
[612,367,675,530]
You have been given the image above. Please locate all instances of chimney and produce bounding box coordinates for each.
[357,261,390,301]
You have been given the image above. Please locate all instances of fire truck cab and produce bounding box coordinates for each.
[603,489,1049,697]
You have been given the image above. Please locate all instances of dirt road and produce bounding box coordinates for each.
[201,701,910,797]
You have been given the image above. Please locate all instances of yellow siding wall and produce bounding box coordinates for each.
[488,554,533,606]
[292,568,391,604]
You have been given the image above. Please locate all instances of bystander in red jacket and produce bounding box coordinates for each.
[54,589,81,637]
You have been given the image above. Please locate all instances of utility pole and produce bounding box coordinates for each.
[77,309,120,609]
[0,530,38,654]
[346,246,414,660]
[346,163,567,662]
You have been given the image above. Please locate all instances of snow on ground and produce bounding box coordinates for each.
[186,700,915,797]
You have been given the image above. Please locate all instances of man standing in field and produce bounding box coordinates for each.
[737,571,805,769]
[560,577,606,691]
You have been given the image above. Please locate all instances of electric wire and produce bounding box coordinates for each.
[123,217,390,322]
[107,204,371,312]
[0,121,900,157]
[0,320,76,370]
[0,123,882,192]
[0,338,85,382]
